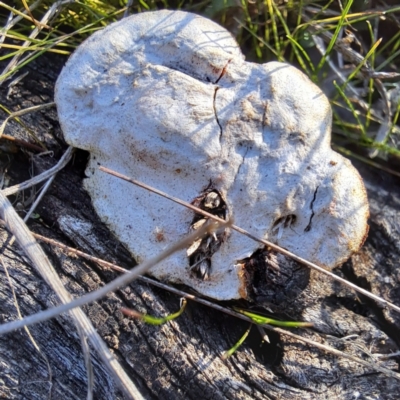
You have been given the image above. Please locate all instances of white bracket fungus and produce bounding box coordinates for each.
[55,10,369,300]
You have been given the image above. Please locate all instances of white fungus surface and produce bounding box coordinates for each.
[55,10,369,300]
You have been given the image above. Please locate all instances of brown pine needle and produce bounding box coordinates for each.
[18,231,400,381]
[20,0,51,30]
[1,133,45,152]
[99,166,400,315]
[0,217,230,334]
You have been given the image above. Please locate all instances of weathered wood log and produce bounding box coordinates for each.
[0,54,400,399]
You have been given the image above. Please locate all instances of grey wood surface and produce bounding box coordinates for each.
[0,54,399,399]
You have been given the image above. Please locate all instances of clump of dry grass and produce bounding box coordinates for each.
[1,0,399,160]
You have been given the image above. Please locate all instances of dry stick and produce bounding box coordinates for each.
[2,145,74,196]
[0,193,144,400]
[99,166,400,315]
[26,233,400,380]
[3,219,91,400]
[2,144,93,397]
[0,215,229,334]
[7,147,96,400]
[1,134,44,152]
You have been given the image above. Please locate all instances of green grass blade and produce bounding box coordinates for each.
[122,299,187,326]
[222,323,252,359]
[315,0,354,75]
[333,80,367,139]
[234,308,313,328]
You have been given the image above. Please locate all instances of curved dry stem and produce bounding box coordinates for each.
[2,146,74,196]
[99,166,400,315]
[0,192,144,400]
[19,232,400,381]
[0,210,229,333]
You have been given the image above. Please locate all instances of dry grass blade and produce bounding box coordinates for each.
[22,174,55,222]
[23,232,400,381]
[312,31,384,126]
[7,171,59,258]
[368,77,391,158]
[0,193,144,400]
[0,1,42,46]
[0,0,69,84]
[20,0,51,30]
[304,13,396,156]
[0,214,230,334]
[99,166,400,315]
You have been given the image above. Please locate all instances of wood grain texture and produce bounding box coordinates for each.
[0,54,399,399]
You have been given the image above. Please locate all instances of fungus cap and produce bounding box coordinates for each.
[55,10,369,300]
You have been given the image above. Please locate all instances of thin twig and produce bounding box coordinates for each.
[1,134,44,152]
[24,232,400,381]
[0,216,230,334]
[7,171,57,249]
[0,193,144,400]
[99,166,400,315]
